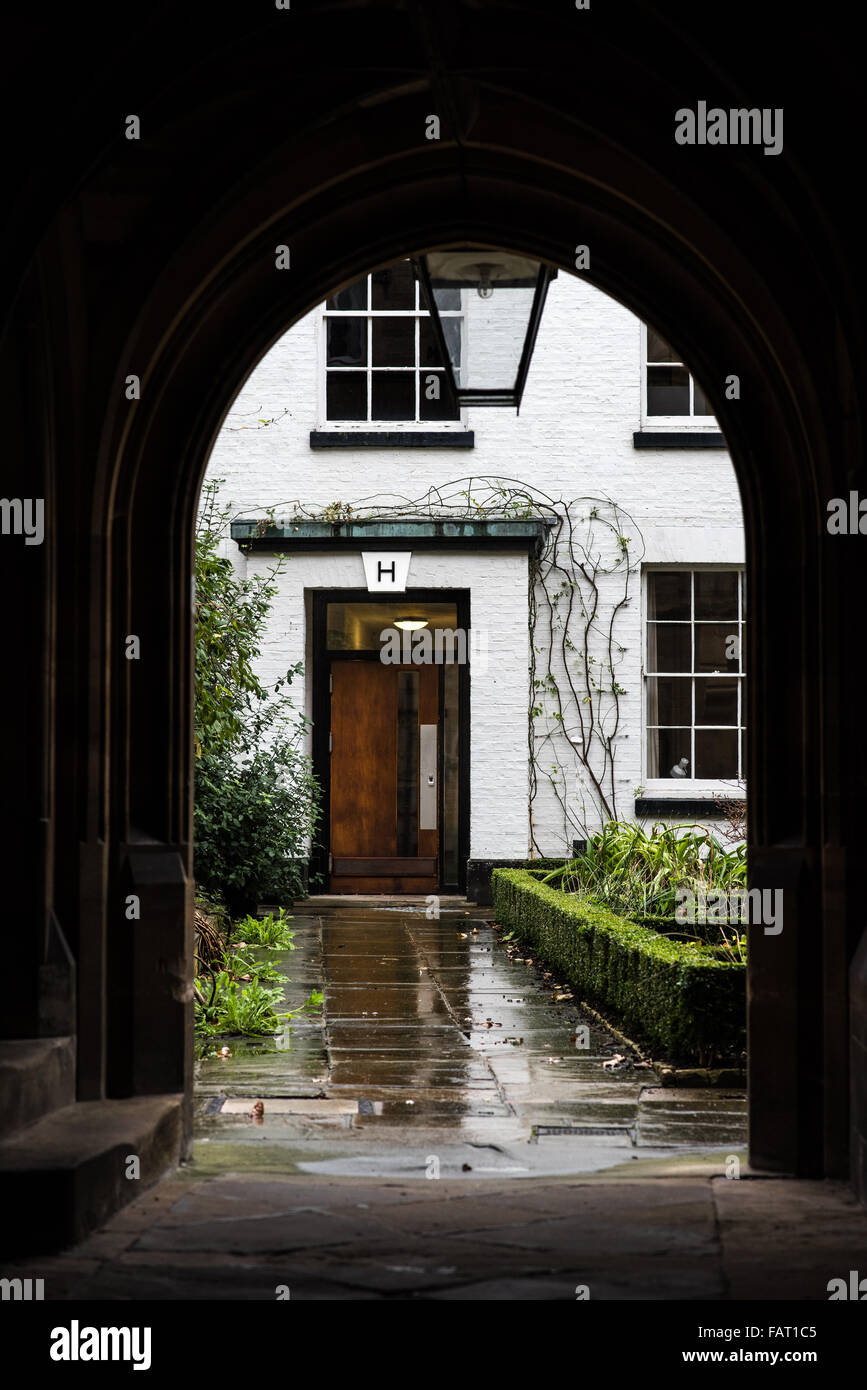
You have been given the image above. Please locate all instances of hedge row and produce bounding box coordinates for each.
[491,868,745,1063]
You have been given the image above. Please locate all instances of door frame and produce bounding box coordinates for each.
[310,587,471,894]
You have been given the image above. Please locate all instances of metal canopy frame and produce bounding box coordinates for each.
[413,250,558,411]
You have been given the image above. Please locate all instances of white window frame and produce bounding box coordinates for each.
[641,324,718,430]
[642,564,746,794]
[317,268,468,432]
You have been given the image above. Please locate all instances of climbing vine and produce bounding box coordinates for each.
[231,477,644,852]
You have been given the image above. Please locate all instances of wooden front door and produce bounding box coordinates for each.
[329,661,439,893]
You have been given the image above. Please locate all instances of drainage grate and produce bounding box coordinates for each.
[532,1123,635,1138]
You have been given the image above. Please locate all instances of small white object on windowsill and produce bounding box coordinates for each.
[669,757,690,778]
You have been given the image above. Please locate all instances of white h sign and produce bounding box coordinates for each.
[362,552,412,592]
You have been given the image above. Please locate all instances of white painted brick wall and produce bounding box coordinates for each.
[204,269,745,860]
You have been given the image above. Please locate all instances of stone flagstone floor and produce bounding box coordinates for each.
[8,900,867,1299]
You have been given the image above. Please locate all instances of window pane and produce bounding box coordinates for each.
[648,623,691,672]
[693,377,714,416]
[372,371,415,420]
[647,365,690,415]
[372,317,415,367]
[326,279,367,311]
[695,677,739,726]
[648,676,691,725]
[326,371,367,420]
[695,729,738,778]
[419,372,460,420]
[694,571,738,620]
[421,317,462,376]
[648,728,691,779]
[648,571,690,620]
[694,623,739,672]
[646,326,679,362]
[327,317,367,366]
[371,262,416,310]
[443,317,461,372]
[419,318,442,367]
[433,286,461,311]
[326,601,458,650]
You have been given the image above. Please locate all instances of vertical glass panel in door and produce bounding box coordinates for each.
[396,672,419,856]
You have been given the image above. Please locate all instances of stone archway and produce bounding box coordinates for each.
[2,5,864,1236]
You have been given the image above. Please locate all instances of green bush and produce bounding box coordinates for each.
[232,908,296,949]
[194,739,319,917]
[492,868,745,1064]
[542,819,745,924]
[193,480,321,916]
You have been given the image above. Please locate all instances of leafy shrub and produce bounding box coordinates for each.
[193,481,321,916]
[541,819,746,948]
[232,908,296,949]
[492,868,745,1065]
[194,736,319,917]
[195,974,287,1036]
[194,920,323,1038]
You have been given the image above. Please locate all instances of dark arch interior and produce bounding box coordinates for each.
[2,4,864,1251]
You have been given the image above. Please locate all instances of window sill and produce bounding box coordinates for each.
[635,793,736,818]
[633,430,726,449]
[310,430,474,449]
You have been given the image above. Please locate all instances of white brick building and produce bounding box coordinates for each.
[203,260,745,896]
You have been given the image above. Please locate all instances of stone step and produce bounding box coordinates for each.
[0,1038,75,1142]
[0,1094,184,1255]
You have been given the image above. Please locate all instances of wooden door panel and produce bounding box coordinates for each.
[329,661,439,892]
[331,662,396,858]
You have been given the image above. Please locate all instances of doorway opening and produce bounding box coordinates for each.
[311,590,470,894]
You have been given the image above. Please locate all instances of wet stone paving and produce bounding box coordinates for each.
[17,900,867,1301]
[195,899,747,1179]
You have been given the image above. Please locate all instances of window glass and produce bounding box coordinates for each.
[419,372,456,419]
[327,318,367,366]
[647,571,690,621]
[650,676,691,726]
[645,324,716,421]
[371,372,415,420]
[372,318,414,367]
[649,623,691,673]
[326,372,366,420]
[326,601,458,650]
[646,326,678,362]
[646,569,746,780]
[371,262,416,311]
[694,570,738,620]
[326,281,367,311]
[325,263,462,423]
[647,364,690,415]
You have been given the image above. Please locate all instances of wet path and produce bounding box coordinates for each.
[12,903,867,1301]
[195,899,746,1177]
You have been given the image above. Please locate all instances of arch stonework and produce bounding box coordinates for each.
[1,4,864,1235]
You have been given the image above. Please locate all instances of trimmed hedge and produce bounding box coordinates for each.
[491,868,745,1063]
